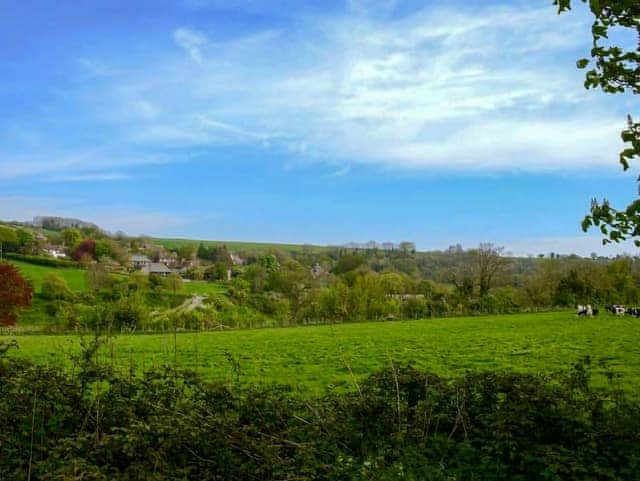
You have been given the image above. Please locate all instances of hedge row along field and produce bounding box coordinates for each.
[4,311,640,394]
[1,357,639,481]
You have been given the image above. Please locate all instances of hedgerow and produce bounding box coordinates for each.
[0,350,639,480]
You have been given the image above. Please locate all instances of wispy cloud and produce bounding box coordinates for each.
[77,57,118,77]
[141,3,628,172]
[1,1,633,181]
[173,27,208,63]
[43,172,131,183]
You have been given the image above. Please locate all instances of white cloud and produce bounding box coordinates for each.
[173,27,208,63]
[147,3,626,172]
[1,2,633,179]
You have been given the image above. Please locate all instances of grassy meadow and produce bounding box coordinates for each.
[9,259,88,292]
[183,280,228,296]
[4,311,640,394]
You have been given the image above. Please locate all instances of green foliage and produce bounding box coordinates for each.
[15,229,37,254]
[0,358,639,480]
[4,253,80,269]
[60,227,82,248]
[332,253,366,274]
[258,254,279,272]
[163,272,184,294]
[0,225,19,252]
[556,1,640,243]
[197,243,232,265]
[177,243,197,260]
[85,263,113,291]
[94,239,113,259]
[111,294,150,331]
[40,273,73,301]
[128,270,150,291]
[204,262,229,282]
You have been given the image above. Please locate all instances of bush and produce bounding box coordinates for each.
[0,359,638,480]
[40,274,73,301]
[204,263,229,282]
[112,295,149,331]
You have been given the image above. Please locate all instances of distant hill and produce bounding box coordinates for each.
[154,237,333,254]
[30,216,99,231]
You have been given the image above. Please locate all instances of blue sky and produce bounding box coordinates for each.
[1,0,638,255]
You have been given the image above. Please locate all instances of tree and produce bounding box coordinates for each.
[398,241,416,255]
[94,240,113,259]
[17,229,37,254]
[0,263,33,326]
[61,228,82,248]
[72,239,97,261]
[204,263,229,282]
[0,226,19,253]
[86,263,113,291]
[129,271,150,291]
[556,1,640,244]
[470,243,509,298]
[332,253,365,275]
[178,244,197,261]
[164,273,184,295]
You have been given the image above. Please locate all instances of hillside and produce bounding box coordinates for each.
[154,237,333,254]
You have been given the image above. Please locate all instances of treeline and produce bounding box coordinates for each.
[203,246,640,325]
[0,352,638,480]
[22,245,640,332]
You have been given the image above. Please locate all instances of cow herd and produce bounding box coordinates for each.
[576,304,640,317]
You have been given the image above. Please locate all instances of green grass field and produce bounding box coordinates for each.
[155,237,332,254]
[183,280,228,296]
[4,311,639,394]
[10,259,88,292]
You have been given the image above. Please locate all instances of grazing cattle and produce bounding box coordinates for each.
[576,304,594,316]
[626,307,640,318]
[606,304,626,316]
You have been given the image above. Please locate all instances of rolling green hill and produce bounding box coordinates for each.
[154,237,333,254]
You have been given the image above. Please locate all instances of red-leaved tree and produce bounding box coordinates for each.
[0,263,34,326]
[72,239,97,262]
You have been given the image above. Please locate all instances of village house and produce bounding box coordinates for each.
[131,254,151,269]
[230,253,244,266]
[43,245,67,259]
[158,252,178,267]
[141,263,173,277]
[310,263,326,278]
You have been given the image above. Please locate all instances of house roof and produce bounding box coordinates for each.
[230,253,244,265]
[142,263,172,274]
[131,254,150,262]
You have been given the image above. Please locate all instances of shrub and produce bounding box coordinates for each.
[0,359,638,480]
[40,273,73,301]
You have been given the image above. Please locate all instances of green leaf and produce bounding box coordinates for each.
[576,58,589,69]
